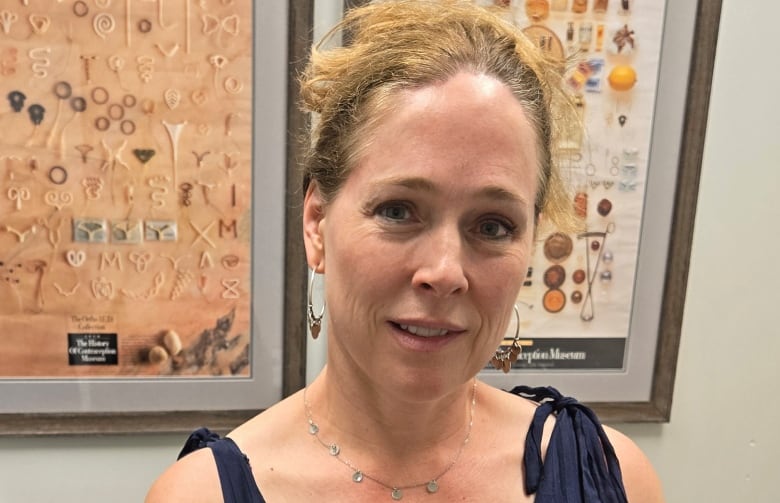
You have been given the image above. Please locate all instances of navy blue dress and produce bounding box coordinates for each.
[179,386,628,502]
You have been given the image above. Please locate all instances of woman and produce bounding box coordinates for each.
[147,1,664,501]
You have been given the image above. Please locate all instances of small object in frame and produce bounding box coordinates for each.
[574,191,588,218]
[72,218,108,243]
[607,64,637,91]
[145,220,178,242]
[523,25,565,60]
[595,24,605,51]
[572,0,588,14]
[543,232,574,263]
[609,24,636,55]
[550,0,568,11]
[525,0,550,22]
[597,198,613,217]
[579,22,593,51]
[542,288,566,313]
[543,265,566,289]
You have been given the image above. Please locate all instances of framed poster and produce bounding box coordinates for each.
[0,1,301,434]
[336,0,720,422]
[473,0,721,422]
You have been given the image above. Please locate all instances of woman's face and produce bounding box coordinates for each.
[304,72,539,398]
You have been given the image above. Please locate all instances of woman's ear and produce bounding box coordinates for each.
[302,183,326,273]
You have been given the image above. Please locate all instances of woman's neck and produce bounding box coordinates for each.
[305,365,477,473]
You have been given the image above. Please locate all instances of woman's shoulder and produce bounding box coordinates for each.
[495,384,664,502]
[144,397,297,503]
[602,425,665,503]
[145,444,223,503]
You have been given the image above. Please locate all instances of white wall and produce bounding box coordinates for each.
[613,0,780,500]
[2,0,779,501]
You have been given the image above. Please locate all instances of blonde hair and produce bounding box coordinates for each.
[300,0,578,230]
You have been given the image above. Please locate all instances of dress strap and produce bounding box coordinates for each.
[510,386,628,503]
[179,427,266,503]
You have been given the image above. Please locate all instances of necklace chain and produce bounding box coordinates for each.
[303,380,477,501]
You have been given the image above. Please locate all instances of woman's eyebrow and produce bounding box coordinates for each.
[368,176,436,193]
[369,177,528,200]
[474,185,530,206]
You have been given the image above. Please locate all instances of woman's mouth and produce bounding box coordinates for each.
[397,323,450,337]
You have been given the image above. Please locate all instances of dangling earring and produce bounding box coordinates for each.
[490,304,522,373]
[307,271,325,339]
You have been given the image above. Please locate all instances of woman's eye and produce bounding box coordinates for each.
[378,203,411,221]
[478,219,514,239]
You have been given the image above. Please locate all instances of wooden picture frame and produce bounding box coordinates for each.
[0,1,311,436]
[589,0,722,422]
[475,0,721,423]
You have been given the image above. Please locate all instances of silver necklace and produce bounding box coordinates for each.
[303,380,477,501]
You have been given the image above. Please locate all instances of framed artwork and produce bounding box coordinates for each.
[468,0,721,422]
[0,1,306,435]
[337,0,721,422]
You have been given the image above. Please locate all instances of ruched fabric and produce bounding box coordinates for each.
[179,387,627,502]
[179,427,265,503]
[510,386,628,503]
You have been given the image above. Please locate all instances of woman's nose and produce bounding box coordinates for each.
[410,226,469,296]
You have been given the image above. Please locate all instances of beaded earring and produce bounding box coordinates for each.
[490,305,523,373]
[307,271,325,339]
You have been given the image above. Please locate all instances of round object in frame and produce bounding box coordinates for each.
[138,19,152,33]
[48,165,67,185]
[122,94,137,108]
[73,0,89,17]
[608,65,637,91]
[120,120,136,135]
[572,269,586,284]
[597,198,613,216]
[70,96,87,112]
[543,232,573,263]
[107,103,124,121]
[91,86,109,105]
[543,264,566,289]
[94,116,110,131]
[53,81,72,99]
[162,330,182,356]
[543,289,566,313]
[571,290,583,304]
[148,345,168,364]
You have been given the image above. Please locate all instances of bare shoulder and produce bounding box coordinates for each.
[603,425,665,503]
[145,446,222,503]
[146,392,306,503]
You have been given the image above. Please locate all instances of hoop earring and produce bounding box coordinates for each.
[307,271,325,339]
[490,304,522,373]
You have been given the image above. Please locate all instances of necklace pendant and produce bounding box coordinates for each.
[352,471,363,483]
[391,488,403,500]
[426,480,439,494]
[308,422,319,435]
[329,444,340,456]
